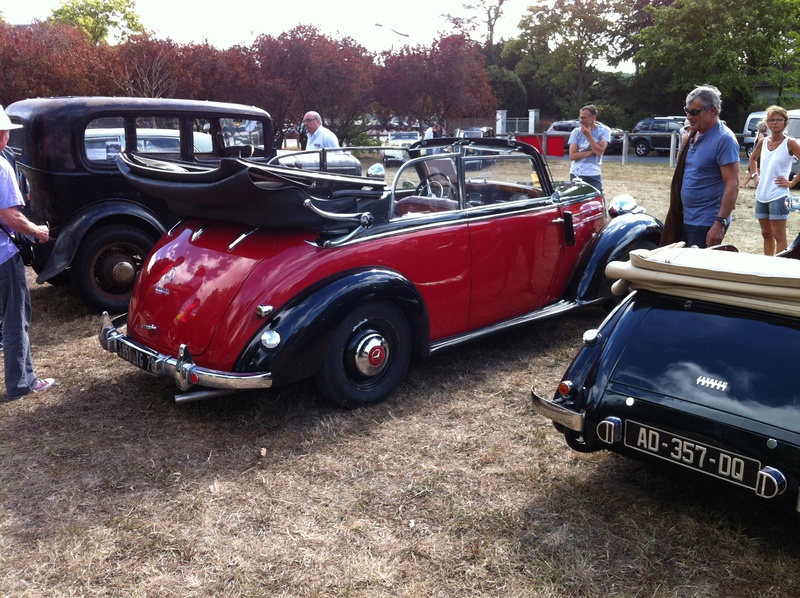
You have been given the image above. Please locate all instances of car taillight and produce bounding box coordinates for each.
[557,381,574,398]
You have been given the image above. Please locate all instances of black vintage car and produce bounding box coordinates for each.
[5,97,362,313]
[531,240,800,514]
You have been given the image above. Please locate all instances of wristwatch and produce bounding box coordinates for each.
[714,216,729,226]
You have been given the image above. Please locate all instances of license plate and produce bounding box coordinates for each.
[118,341,159,374]
[624,420,760,490]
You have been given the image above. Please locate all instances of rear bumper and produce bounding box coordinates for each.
[530,387,584,432]
[99,312,273,392]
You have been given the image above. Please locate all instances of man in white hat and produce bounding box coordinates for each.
[0,105,54,398]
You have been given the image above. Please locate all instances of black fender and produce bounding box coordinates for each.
[34,199,168,284]
[235,268,429,387]
[569,212,663,303]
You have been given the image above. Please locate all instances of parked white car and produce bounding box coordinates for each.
[383,131,421,165]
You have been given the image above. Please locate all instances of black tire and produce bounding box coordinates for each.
[71,225,157,313]
[634,140,651,157]
[315,301,412,409]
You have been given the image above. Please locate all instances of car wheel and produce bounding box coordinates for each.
[634,140,651,157]
[72,225,157,313]
[315,301,412,409]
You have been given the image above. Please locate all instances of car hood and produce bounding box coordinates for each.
[605,296,800,434]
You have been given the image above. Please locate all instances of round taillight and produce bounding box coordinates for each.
[557,381,574,397]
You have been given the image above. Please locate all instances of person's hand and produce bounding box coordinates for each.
[707,221,725,247]
[775,175,791,188]
[33,224,49,244]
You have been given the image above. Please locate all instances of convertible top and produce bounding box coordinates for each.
[607,243,800,318]
[117,152,388,232]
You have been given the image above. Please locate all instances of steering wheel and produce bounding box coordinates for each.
[415,172,453,198]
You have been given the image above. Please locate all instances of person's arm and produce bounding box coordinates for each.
[776,138,800,188]
[0,206,49,243]
[747,138,762,180]
[706,162,740,247]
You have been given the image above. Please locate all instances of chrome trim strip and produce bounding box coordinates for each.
[99,312,272,392]
[429,300,577,353]
[530,388,585,432]
[229,228,258,251]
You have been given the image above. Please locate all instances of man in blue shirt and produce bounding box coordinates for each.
[568,105,610,194]
[677,85,740,248]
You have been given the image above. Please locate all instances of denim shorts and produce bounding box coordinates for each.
[755,197,789,220]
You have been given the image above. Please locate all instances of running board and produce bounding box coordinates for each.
[429,300,579,354]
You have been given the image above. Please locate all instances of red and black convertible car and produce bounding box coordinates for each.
[100,137,662,408]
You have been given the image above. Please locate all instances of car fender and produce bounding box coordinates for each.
[569,212,663,303]
[235,268,429,386]
[35,199,168,284]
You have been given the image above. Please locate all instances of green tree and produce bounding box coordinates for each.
[517,0,622,113]
[50,0,145,45]
[634,0,800,119]
[487,65,526,116]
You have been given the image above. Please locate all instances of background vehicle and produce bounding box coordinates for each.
[100,137,663,408]
[382,130,421,165]
[531,241,800,514]
[545,120,624,153]
[630,117,685,156]
[453,127,495,139]
[741,110,767,156]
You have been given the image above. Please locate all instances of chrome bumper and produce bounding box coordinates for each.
[530,387,585,432]
[99,312,273,393]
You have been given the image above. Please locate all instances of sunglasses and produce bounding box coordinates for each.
[683,107,706,116]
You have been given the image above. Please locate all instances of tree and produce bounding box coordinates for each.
[252,26,377,145]
[634,0,800,120]
[0,22,116,104]
[376,35,496,129]
[445,1,511,66]
[50,0,145,45]
[517,0,622,113]
[487,66,526,116]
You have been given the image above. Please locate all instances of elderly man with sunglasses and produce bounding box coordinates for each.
[666,84,740,248]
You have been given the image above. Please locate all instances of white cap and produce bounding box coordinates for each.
[0,106,23,131]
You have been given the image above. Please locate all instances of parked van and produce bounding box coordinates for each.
[741,111,766,156]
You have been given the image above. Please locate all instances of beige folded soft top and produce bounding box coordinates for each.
[606,242,800,318]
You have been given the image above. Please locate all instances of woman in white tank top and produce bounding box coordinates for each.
[748,105,800,254]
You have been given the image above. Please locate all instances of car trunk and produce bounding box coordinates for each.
[126,220,281,358]
[605,296,800,434]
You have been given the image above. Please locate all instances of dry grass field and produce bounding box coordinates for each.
[2,159,800,597]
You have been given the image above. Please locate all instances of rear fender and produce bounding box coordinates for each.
[569,212,663,303]
[235,268,428,386]
[35,200,167,283]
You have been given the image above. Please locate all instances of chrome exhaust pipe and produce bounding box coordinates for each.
[174,388,238,404]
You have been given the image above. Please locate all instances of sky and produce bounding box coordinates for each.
[3,0,534,53]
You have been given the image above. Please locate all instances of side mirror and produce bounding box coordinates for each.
[366,163,385,180]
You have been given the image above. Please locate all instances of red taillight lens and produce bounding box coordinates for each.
[557,381,574,397]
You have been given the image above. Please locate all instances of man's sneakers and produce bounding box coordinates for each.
[32,378,55,393]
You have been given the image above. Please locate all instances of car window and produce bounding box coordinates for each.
[391,155,459,218]
[464,151,545,207]
[651,122,666,132]
[85,116,126,162]
[219,117,264,150]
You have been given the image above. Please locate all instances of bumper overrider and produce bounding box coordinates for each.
[99,312,273,400]
[530,387,584,432]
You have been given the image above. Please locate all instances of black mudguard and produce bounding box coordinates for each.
[235,268,428,386]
